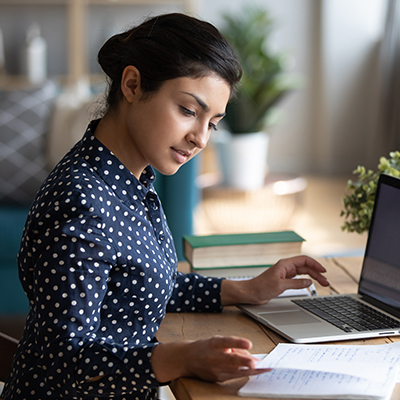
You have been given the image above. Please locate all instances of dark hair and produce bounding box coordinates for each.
[97,13,242,112]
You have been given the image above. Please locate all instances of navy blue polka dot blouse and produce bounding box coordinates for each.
[2,119,223,400]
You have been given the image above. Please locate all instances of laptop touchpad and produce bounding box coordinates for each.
[259,310,321,325]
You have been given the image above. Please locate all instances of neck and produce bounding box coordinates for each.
[94,110,145,179]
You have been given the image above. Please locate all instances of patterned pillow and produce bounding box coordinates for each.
[0,80,57,205]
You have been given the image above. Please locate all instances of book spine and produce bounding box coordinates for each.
[188,243,303,269]
[189,263,272,279]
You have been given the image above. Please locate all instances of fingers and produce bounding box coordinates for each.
[153,336,267,384]
[284,255,326,273]
[212,335,253,351]
[208,336,261,373]
[279,256,330,287]
[297,267,329,287]
[260,256,329,297]
[224,255,330,308]
[212,336,256,370]
[285,277,313,290]
[193,336,275,382]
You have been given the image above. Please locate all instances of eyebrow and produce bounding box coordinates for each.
[182,92,226,118]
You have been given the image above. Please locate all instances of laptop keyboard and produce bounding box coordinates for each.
[292,296,400,332]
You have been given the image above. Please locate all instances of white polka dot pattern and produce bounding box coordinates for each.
[2,120,223,400]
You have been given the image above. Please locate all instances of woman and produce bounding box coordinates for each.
[2,13,328,400]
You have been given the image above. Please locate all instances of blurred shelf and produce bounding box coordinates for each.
[0,0,194,6]
[0,0,196,84]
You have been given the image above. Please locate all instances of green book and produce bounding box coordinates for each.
[187,262,273,279]
[183,231,305,270]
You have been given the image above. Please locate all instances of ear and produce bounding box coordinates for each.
[121,66,141,103]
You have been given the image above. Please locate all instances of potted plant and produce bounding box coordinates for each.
[341,151,400,233]
[214,6,299,190]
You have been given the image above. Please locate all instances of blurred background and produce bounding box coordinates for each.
[0,0,396,340]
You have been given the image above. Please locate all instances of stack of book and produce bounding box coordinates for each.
[183,230,305,279]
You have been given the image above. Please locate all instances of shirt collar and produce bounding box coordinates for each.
[78,119,157,204]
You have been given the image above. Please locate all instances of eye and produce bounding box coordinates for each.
[180,106,195,117]
[209,122,218,132]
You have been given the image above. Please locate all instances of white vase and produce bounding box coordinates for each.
[213,130,270,191]
[24,22,47,84]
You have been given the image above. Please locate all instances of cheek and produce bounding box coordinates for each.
[153,108,182,133]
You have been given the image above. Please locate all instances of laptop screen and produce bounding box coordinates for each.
[359,174,400,312]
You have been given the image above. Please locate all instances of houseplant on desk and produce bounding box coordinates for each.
[341,151,400,233]
[214,7,299,190]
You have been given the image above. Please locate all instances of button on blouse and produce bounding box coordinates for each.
[2,119,223,400]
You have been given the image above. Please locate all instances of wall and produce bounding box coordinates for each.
[0,0,389,175]
[199,0,318,174]
[316,0,387,174]
[199,0,388,175]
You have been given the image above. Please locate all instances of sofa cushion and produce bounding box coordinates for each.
[0,80,57,205]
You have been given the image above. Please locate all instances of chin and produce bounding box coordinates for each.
[166,167,181,176]
[157,165,182,176]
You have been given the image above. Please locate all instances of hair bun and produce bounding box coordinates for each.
[98,30,131,80]
[97,13,241,114]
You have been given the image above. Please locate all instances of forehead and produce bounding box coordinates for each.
[160,75,231,108]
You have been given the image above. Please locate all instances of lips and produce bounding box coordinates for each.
[171,148,192,164]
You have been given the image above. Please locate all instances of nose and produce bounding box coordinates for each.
[187,122,209,150]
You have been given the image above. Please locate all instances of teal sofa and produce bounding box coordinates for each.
[0,80,198,316]
[0,163,198,316]
[0,207,30,314]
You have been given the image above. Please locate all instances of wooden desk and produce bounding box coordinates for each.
[157,258,400,400]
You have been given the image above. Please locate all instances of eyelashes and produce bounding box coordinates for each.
[180,106,218,131]
[209,122,218,131]
[180,106,196,117]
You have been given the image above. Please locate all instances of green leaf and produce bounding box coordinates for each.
[221,6,299,134]
[341,151,400,233]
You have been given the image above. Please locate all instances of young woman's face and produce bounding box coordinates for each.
[123,74,231,177]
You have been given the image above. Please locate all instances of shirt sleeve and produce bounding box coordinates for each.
[19,197,161,397]
[166,272,224,312]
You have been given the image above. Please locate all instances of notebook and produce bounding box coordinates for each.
[238,173,400,343]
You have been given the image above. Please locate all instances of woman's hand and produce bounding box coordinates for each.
[151,256,328,384]
[221,255,330,306]
[151,336,270,384]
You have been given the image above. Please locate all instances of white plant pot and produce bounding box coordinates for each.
[213,131,270,191]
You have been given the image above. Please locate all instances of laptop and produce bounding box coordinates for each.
[238,173,400,343]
